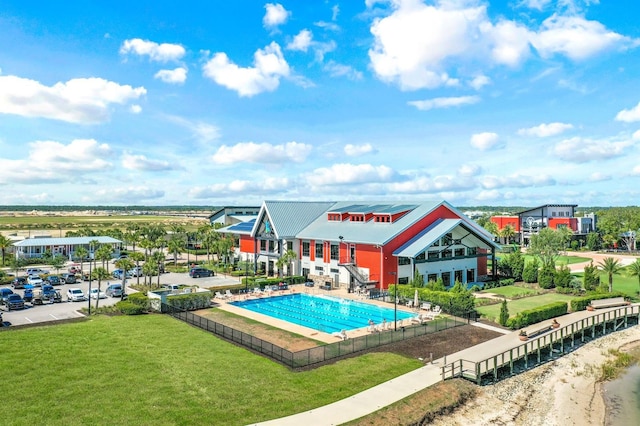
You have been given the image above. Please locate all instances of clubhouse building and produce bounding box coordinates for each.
[219,200,500,292]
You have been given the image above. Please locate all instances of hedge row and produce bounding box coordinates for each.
[481,278,515,290]
[506,301,568,329]
[569,292,626,312]
[115,301,146,315]
[242,275,307,287]
[396,285,475,316]
[167,292,212,311]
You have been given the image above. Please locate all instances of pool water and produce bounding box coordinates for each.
[231,293,414,334]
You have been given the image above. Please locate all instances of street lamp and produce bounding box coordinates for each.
[389,271,397,331]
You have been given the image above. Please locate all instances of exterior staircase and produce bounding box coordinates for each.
[338,262,379,287]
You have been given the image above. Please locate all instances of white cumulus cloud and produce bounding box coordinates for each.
[120,38,185,62]
[344,143,375,156]
[211,141,312,165]
[263,3,290,29]
[324,61,363,80]
[408,96,480,111]
[287,29,313,52]
[615,102,640,123]
[94,187,165,202]
[469,75,491,90]
[0,75,146,124]
[154,67,187,84]
[517,122,573,137]
[553,137,632,163]
[310,163,395,185]
[122,153,177,171]
[470,132,501,151]
[189,177,291,198]
[202,42,290,97]
[532,15,627,61]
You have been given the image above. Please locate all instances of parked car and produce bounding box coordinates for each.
[26,268,49,276]
[112,269,132,280]
[128,266,143,277]
[189,267,213,278]
[105,284,123,298]
[60,273,77,284]
[0,287,14,303]
[11,277,27,289]
[67,288,86,302]
[68,265,82,275]
[45,275,61,286]
[23,288,33,303]
[89,288,107,300]
[27,275,44,287]
[3,294,25,310]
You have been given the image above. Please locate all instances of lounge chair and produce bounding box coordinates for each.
[214,291,225,300]
[406,300,414,308]
[253,287,263,297]
[420,302,431,311]
[410,314,425,324]
[332,329,349,340]
[224,290,234,300]
[424,306,442,320]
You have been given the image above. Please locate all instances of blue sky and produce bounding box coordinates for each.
[1,0,639,207]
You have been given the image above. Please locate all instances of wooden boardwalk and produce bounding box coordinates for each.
[441,303,640,384]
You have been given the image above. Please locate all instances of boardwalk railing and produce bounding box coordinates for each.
[442,304,640,385]
[164,303,466,368]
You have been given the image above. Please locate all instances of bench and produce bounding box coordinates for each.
[587,297,629,310]
[525,324,553,339]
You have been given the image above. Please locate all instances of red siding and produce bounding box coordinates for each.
[548,218,577,232]
[490,216,520,232]
[239,236,255,253]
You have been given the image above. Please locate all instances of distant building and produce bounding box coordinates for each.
[490,204,596,245]
[208,206,260,227]
[219,200,500,291]
[12,236,123,260]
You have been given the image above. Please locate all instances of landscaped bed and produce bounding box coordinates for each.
[476,293,577,322]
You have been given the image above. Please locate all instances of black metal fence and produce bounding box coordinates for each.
[164,303,467,368]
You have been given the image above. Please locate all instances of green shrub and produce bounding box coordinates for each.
[569,292,626,312]
[538,266,556,289]
[506,301,568,329]
[522,258,539,283]
[116,301,146,315]
[554,265,572,288]
[127,292,150,310]
[498,299,509,326]
[167,292,212,311]
[397,285,475,316]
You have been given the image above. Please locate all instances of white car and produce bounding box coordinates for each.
[89,288,107,299]
[27,275,44,287]
[67,288,86,302]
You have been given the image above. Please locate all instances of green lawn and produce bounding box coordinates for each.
[522,254,590,265]
[573,270,640,298]
[481,285,537,298]
[0,315,421,425]
[476,293,577,322]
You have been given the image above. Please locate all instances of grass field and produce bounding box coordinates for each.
[480,285,538,298]
[0,315,421,425]
[476,293,577,322]
[573,270,640,298]
[522,254,591,265]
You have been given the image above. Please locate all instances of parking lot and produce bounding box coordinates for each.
[1,269,240,328]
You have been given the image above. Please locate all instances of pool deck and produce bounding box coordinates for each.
[215,284,420,344]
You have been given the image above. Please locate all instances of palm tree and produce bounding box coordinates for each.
[95,244,113,274]
[151,251,166,288]
[167,235,185,267]
[499,224,515,244]
[626,259,640,294]
[92,267,110,311]
[74,246,88,276]
[0,234,12,266]
[597,257,622,292]
[129,251,145,286]
[115,258,135,300]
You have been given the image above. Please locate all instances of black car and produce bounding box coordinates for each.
[4,294,25,310]
[60,273,77,284]
[10,277,27,289]
[189,267,213,278]
[45,275,61,286]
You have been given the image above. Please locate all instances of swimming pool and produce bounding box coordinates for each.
[231,293,414,334]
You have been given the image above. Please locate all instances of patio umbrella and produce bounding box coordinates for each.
[414,289,419,308]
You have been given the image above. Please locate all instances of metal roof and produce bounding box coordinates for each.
[222,219,256,235]
[376,204,417,214]
[13,236,122,247]
[261,201,337,239]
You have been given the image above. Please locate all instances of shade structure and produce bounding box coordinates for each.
[414,289,419,308]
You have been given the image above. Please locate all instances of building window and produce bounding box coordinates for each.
[287,241,293,251]
[454,270,463,283]
[467,269,475,282]
[427,251,439,260]
[302,267,310,277]
[467,247,477,255]
[443,249,452,258]
[330,244,339,261]
[454,248,465,257]
[398,277,409,284]
[442,272,451,286]
[398,256,410,265]
[442,233,453,246]
[552,211,557,216]
[416,252,426,261]
[260,240,267,252]
[432,239,440,247]
[315,243,323,258]
[302,242,310,257]
[330,268,339,274]
[427,273,437,283]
